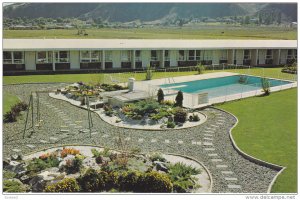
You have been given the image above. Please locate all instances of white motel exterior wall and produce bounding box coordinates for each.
[3,39,297,71]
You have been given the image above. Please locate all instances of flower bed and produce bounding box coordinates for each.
[4,146,208,193]
[101,99,206,129]
[56,82,128,103]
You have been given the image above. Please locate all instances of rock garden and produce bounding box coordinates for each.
[3,146,210,193]
[53,83,206,130]
[3,82,281,193]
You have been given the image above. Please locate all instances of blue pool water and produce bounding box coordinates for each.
[160,75,292,98]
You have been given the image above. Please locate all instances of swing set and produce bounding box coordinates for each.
[23,91,94,139]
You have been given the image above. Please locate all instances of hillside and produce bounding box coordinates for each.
[0,3,263,21]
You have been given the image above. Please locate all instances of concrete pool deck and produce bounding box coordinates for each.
[133,72,297,108]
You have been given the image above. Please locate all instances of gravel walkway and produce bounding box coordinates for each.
[3,83,279,193]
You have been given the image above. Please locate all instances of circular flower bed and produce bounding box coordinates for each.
[4,146,211,193]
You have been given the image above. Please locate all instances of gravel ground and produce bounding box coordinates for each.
[3,83,279,193]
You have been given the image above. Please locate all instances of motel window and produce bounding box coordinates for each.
[151,50,158,61]
[91,51,101,62]
[189,50,195,60]
[196,50,201,61]
[105,51,113,62]
[164,50,170,61]
[203,50,213,60]
[135,50,141,61]
[121,50,131,62]
[36,51,52,63]
[178,50,185,61]
[3,51,12,64]
[266,49,273,59]
[80,51,90,62]
[55,51,69,63]
[13,52,24,64]
[220,50,228,60]
[243,50,251,60]
[3,51,24,64]
[80,51,101,63]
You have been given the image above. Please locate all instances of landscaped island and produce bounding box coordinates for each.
[4,146,210,193]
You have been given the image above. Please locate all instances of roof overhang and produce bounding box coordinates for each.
[3,39,297,51]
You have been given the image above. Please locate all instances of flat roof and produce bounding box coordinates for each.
[3,39,297,51]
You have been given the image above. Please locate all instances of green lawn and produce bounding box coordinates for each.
[3,67,296,85]
[217,88,297,193]
[3,92,20,113]
[3,26,297,40]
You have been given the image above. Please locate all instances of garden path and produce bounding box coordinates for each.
[3,83,279,193]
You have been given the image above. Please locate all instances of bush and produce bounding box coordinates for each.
[167,121,176,128]
[145,65,153,80]
[3,101,28,123]
[189,113,200,122]
[44,178,80,192]
[3,180,28,192]
[137,171,173,193]
[118,171,141,192]
[157,88,164,103]
[162,100,175,106]
[173,108,187,123]
[63,156,83,174]
[196,64,205,74]
[3,111,18,123]
[149,153,167,162]
[167,162,201,192]
[77,168,108,192]
[261,77,271,96]
[26,157,60,173]
[175,91,184,107]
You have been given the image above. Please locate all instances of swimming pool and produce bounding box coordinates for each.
[160,75,292,99]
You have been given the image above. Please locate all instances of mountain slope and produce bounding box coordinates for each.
[3,3,297,22]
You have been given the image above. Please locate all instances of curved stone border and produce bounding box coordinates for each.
[213,107,285,193]
[23,144,212,193]
[49,92,208,131]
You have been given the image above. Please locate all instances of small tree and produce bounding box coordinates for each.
[175,91,184,107]
[145,65,153,80]
[261,77,270,96]
[196,63,205,74]
[157,88,164,103]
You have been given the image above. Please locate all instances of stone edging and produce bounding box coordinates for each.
[213,107,285,193]
[49,92,209,131]
[23,144,213,193]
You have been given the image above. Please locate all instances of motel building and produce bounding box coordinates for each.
[3,39,297,72]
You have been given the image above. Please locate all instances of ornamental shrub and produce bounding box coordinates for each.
[118,171,141,192]
[3,180,28,193]
[261,77,271,96]
[189,113,200,122]
[145,65,153,80]
[157,88,164,103]
[175,91,183,107]
[137,171,173,193]
[173,108,187,123]
[44,178,80,192]
[167,121,176,128]
[77,168,108,192]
